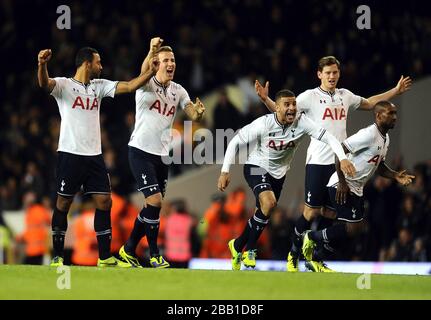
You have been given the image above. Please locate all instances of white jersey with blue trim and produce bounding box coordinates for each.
[297,87,363,165]
[239,113,328,179]
[50,77,118,156]
[327,124,390,196]
[128,76,191,156]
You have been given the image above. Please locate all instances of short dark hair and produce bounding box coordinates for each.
[318,56,340,72]
[275,89,295,101]
[374,100,395,114]
[75,47,98,67]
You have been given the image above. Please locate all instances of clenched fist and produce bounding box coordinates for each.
[38,49,52,65]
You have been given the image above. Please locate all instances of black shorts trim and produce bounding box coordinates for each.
[337,217,364,223]
[83,191,111,195]
[57,192,75,197]
[327,187,364,223]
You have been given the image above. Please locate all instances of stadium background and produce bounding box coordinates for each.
[0,0,430,267]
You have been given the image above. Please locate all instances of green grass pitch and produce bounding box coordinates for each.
[1,265,430,300]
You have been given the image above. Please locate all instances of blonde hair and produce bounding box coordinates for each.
[155,46,173,54]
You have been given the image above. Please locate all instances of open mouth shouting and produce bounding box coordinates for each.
[166,68,175,77]
[285,111,296,122]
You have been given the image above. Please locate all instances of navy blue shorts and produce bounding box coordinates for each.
[327,187,364,223]
[56,151,111,197]
[243,164,285,209]
[304,164,336,208]
[128,147,169,198]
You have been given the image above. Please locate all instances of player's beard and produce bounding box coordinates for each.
[90,69,101,79]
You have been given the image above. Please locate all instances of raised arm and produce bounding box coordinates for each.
[184,98,206,122]
[37,49,56,92]
[377,161,415,186]
[255,80,277,112]
[359,76,412,110]
[115,56,159,95]
[141,37,163,75]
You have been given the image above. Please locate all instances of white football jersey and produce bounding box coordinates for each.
[297,87,363,165]
[327,124,389,196]
[50,77,118,156]
[224,113,342,179]
[128,76,191,156]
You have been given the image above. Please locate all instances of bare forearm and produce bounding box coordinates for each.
[377,162,397,179]
[366,88,398,108]
[117,68,154,94]
[263,97,277,112]
[140,51,153,74]
[335,156,347,183]
[38,63,49,88]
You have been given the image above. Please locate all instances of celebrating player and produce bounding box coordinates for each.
[302,101,414,271]
[255,56,412,272]
[38,38,159,267]
[118,42,206,268]
[218,89,355,270]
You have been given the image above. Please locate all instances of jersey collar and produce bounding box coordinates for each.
[373,123,387,142]
[317,86,336,97]
[273,113,290,131]
[70,78,90,88]
[153,76,170,90]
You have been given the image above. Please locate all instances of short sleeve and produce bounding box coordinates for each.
[237,116,266,144]
[50,77,68,99]
[343,88,363,111]
[178,86,192,110]
[95,79,119,98]
[343,127,373,153]
[296,90,312,114]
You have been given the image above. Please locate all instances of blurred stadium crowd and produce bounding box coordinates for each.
[1,0,431,264]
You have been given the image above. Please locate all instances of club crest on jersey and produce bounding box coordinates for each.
[72,96,99,110]
[267,140,295,151]
[322,107,346,120]
[150,100,176,117]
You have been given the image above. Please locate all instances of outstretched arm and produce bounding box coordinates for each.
[184,98,206,122]
[115,56,159,95]
[255,80,277,112]
[359,76,412,110]
[37,49,56,92]
[377,161,415,186]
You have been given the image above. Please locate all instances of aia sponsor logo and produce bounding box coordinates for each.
[322,107,346,120]
[150,100,176,117]
[72,96,99,110]
[267,140,295,151]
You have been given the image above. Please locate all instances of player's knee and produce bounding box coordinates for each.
[321,208,336,219]
[303,206,320,221]
[94,195,112,211]
[56,196,73,212]
[146,193,162,208]
[259,195,277,215]
[346,221,365,237]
